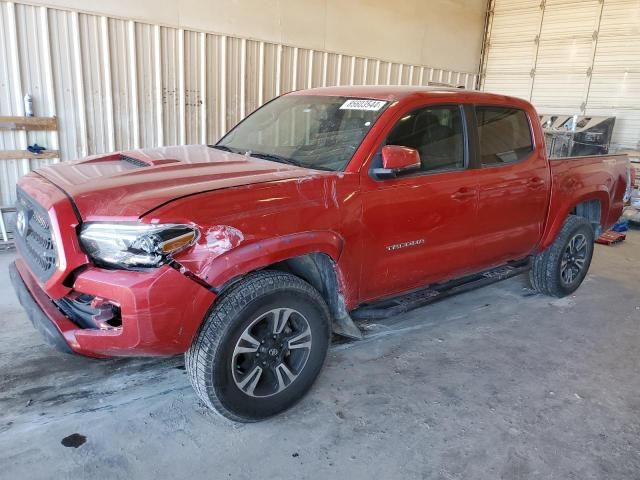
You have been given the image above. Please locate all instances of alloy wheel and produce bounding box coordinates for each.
[231,308,313,398]
[560,233,588,286]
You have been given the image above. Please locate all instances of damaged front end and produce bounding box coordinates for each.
[12,141,363,358]
[11,177,219,357]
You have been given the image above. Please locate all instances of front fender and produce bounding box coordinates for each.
[195,230,344,289]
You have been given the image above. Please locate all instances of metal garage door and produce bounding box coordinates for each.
[482,0,640,151]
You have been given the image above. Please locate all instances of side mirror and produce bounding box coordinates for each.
[373,145,421,179]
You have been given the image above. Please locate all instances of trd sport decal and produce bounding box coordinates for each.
[386,239,425,251]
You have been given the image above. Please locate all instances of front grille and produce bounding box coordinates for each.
[14,188,58,281]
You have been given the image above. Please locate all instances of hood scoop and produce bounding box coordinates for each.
[119,154,180,168]
[120,154,151,168]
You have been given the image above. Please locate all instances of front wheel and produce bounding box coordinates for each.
[529,215,595,297]
[185,270,331,422]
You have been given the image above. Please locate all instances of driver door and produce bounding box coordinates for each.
[359,104,479,302]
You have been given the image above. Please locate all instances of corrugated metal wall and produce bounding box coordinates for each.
[481,0,640,152]
[0,1,478,206]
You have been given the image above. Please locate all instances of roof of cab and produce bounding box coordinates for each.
[287,85,532,109]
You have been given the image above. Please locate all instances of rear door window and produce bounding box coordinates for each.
[475,107,533,166]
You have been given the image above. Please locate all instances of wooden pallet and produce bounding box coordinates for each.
[0,149,60,160]
[0,116,57,131]
[596,231,626,245]
[0,115,59,161]
[0,116,58,249]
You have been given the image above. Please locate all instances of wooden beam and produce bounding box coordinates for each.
[0,150,60,160]
[0,116,58,131]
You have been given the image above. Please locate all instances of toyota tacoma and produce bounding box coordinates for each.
[10,86,628,421]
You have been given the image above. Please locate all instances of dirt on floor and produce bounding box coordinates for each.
[1,232,639,480]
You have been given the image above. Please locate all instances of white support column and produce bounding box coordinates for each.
[240,38,246,118]
[177,28,186,145]
[220,35,227,135]
[100,16,115,152]
[6,4,22,114]
[349,56,355,85]
[39,6,59,158]
[6,2,29,171]
[290,48,297,143]
[258,41,264,105]
[363,58,368,84]
[153,25,163,146]
[127,20,140,149]
[71,11,88,157]
[375,59,380,85]
[199,32,207,144]
[307,49,314,88]
[292,47,298,91]
[322,52,328,87]
[275,43,282,96]
[336,54,342,85]
[397,64,403,84]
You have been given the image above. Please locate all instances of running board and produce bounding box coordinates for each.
[351,261,531,321]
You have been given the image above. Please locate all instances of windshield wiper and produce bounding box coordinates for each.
[248,152,300,167]
[210,144,235,153]
[212,147,330,171]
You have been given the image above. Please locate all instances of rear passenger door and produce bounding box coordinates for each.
[471,106,551,267]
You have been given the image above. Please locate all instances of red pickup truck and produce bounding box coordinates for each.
[10,86,627,421]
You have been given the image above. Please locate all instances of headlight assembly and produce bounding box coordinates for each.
[79,223,199,269]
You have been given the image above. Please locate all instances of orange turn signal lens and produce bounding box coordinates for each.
[159,231,198,254]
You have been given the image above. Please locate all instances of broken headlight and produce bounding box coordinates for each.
[79,223,199,268]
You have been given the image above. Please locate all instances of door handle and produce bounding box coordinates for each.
[528,177,545,189]
[451,188,475,201]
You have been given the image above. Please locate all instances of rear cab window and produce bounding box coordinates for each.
[475,106,533,166]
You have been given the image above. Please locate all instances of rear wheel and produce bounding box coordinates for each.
[185,270,330,422]
[529,215,595,297]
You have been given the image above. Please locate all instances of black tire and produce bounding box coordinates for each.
[185,270,331,422]
[529,215,595,297]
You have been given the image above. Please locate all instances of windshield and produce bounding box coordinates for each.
[215,95,388,171]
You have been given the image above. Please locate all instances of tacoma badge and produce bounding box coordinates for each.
[386,239,425,251]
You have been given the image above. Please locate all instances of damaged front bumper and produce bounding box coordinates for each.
[10,261,74,355]
[10,258,216,358]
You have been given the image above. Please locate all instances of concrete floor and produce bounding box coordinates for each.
[1,233,639,480]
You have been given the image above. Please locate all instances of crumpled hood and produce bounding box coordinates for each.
[35,145,318,218]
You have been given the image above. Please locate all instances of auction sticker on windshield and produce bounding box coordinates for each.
[340,99,387,111]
